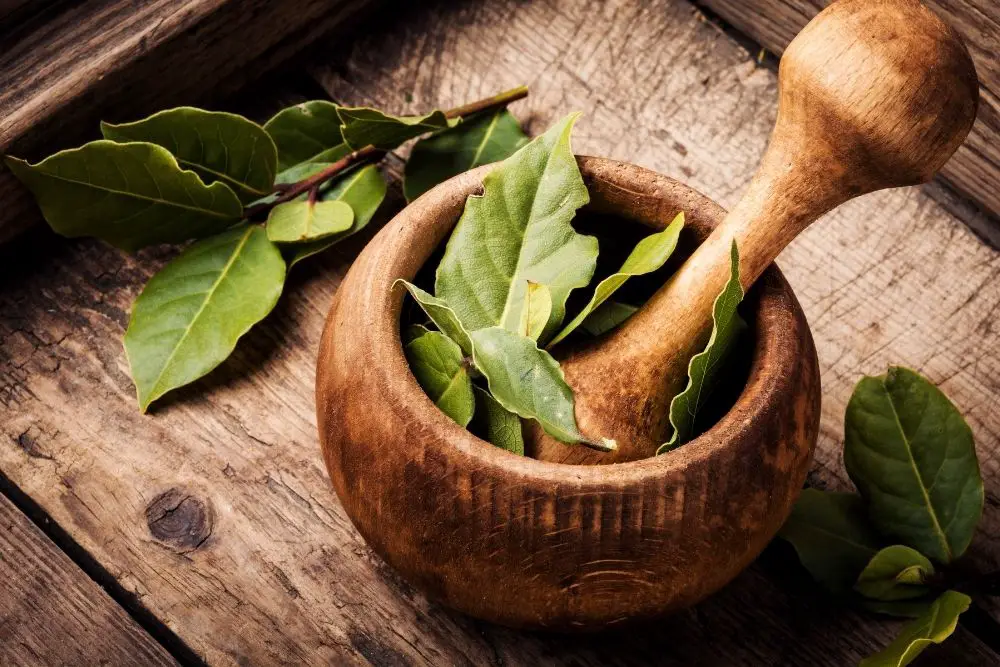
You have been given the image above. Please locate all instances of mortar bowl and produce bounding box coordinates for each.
[315,156,820,630]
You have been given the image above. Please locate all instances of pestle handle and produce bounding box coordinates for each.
[532,0,978,464]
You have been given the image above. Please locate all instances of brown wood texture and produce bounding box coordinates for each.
[0,0,998,664]
[0,491,178,666]
[532,0,978,463]
[317,156,820,628]
[699,0,1000,238]
[0,0,378,245]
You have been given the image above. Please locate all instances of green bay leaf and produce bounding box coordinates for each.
[5,141,242,251]
[471,386,524,455]
[101,108,277,202]
[844,366,983,563]
[860,590,970,667]
[405,330,475,427]
[124,225,286,411]
[266,200,353,243]
[548,213,683,348]
[580,300,638,336]
[659,240,746,452]
[778,489,882,595]
[403,108,529,201]
[338,107,458,150]
[855,545,934,602]
[263,101,349,170]
[435,112,597,338]
[517,281,552,342]
[396,280,473,355]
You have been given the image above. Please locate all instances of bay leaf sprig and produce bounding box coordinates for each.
[6,86,531,411]
[779,366,987,666]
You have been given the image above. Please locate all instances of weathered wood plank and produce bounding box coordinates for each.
[0,0,998,664]
[0,490,178,666]
[0,0,378,245]
[697,0,1000,238]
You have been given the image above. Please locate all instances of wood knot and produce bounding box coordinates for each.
[145,489,213,552]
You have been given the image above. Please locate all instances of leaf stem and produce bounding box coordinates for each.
[246,86,530,220]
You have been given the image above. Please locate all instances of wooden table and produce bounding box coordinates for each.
[2,0,999,664]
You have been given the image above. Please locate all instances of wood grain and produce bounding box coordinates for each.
[698,0,1000,235]
[0,0,998,663]
[0,0,378,245]
[0,491,177,666]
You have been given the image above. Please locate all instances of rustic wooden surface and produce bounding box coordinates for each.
[697,0,1000,242]
[0,489,178,666]
[1,0,999,664]
[0,0,378,245]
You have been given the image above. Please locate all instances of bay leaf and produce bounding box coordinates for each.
[860,598,936,619]
[338,107,458,150]
[403,108,529,201]
[844,366,983,563]
[435,113,597,338]
[263,101,349,170]
[471,386,524,455]
[580,300,638,336]
[124,225,286,411]
[547,213,683,348]
[517,281,552,342]
[778,489,882,595]
[855,545,934,602]
[101,108,277,202]
[404,330,475,427]
[403,324,432,344]
[860,590,970,667]
[5,141,242,251]
[658,240,746,452]
[266,200,354,243]
[287,164,387,266]
[469,327,613,451]
[396,280,473,356]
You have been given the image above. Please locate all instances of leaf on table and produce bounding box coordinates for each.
[436,112,597,340]
[548,213,683,348]
[658,240,745,452]
[287,164,387,266]
[844,366,983,563]
[101,108,278,203]
[124,225,286,411]
[263,101,350,170]
[403,108,529,201]
[266,200,353,244]
[338,106,459,150]
[5,141,242,251]
[778,489,882,595]
[396,280,473,355]
[404,330,475,427]
[860,598,936,619]
[471,385,524,455]
[517,281,552,342]
[859,590,970,667]
[855,545,934,602]
[469,327,613,451]
[580,301,638,336]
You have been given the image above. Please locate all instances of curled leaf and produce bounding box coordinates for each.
[517,281,552,342]
[860,591,970,667]
[855,545,934,602]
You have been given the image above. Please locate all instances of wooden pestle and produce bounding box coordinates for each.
[529,0,979,464]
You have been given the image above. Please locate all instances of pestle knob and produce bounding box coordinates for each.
[530,0,979,464]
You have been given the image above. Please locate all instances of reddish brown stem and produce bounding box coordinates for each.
[246,86,530,220]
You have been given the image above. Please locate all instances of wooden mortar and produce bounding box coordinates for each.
[316,158,819,628]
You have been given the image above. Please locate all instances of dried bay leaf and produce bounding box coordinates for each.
[124,225,286,411]
[101,108,277,202]
[844,366,983,563]
[659,240,746,451]
[263,101,349,170]
[338,107,458,150]
[266,200,353,243]
[405,330,475,427]
[548,213,683,347]
[5,141,242,251]
[436,113,597,338]
[403,108,529,201]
